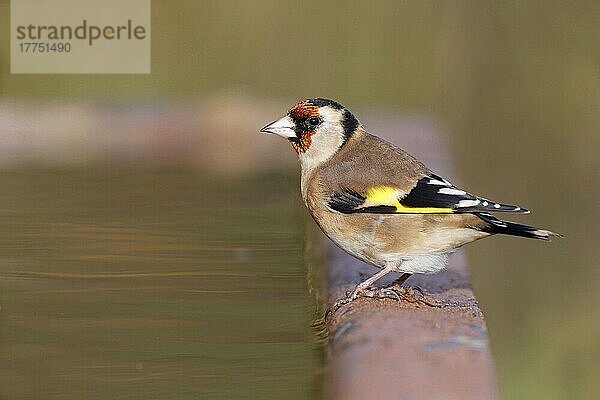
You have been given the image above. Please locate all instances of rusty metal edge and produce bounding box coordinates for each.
[323,246,498,400]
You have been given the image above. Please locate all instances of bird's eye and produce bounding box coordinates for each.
[306,116,321,127]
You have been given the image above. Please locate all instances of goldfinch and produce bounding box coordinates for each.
[261,98,560,307]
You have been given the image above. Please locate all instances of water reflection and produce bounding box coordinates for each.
[0,168,321,399]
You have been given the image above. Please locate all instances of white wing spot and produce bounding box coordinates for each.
[482,201,489,206]
[457,199,480,208]
[427,179,448,186]
[494,203,501,208]
[514,207,521,211]
[438,188,467,195]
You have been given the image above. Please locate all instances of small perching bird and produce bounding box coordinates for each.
[261,98,560,309]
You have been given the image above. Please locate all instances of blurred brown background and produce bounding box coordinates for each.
[0,1,598,399]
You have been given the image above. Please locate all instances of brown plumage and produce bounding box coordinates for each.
[315,131,428,196]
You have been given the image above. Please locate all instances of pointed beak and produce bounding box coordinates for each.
[260,115,297,138]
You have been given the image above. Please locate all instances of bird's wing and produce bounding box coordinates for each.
[327,173,529,215]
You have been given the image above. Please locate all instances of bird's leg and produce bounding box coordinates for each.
[386,272,418,299]
[349,263,397,300]
[325,264,398,320]
[392,273,412,287]
[363,267,408,301]
[388,273,441,307]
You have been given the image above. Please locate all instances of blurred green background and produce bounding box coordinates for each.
[0,1,599,399]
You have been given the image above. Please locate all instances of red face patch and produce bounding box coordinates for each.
[288,101,320,154]
[289,101,319,120]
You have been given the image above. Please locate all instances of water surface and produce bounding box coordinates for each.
[0,168,321,399]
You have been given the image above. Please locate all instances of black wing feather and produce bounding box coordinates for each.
[401,174,529,213]
[327,173,528,215]
[328,189,366,213]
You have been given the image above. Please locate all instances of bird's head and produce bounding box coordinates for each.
[260,98,361,168]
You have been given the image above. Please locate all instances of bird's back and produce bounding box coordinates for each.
[316,131,430,198]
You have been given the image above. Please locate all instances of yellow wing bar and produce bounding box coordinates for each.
[365,186,454,214]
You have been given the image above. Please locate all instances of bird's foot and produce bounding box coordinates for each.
[325,285,404,320]
[324,284,441,320]
[388,285,441,307]
[358,287,403,301]
[324,292,354,321]
[324,284,371,320]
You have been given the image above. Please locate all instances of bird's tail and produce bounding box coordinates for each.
[476,212,562,241]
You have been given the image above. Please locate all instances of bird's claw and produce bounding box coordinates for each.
[325,284,442,320]
[324,286,368,320]
[361,287,402,301]
[325,286,403,321]
[389,285,441,307]
[324,295,353,321]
